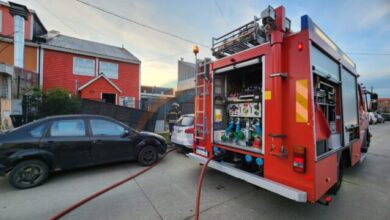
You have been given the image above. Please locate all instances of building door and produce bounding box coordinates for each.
[102,93,116,104]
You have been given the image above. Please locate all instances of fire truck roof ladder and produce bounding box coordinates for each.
[212,16,267,58]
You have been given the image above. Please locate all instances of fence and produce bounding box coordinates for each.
[80,99,157,131]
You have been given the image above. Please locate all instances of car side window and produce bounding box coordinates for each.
[29,124,47,138]
[90,119,125,136]
[50,119,86,137]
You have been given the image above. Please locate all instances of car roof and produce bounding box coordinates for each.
[43,114,113,120]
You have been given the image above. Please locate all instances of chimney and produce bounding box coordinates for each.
[9,2,29,68]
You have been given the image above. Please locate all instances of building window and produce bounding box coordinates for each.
[73,57,95,76]
[99,61,118,79]
[0,75,9,98]
[119,96,135,108]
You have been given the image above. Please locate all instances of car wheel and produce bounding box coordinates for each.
[137,145,158,166]
[9,160,49,189]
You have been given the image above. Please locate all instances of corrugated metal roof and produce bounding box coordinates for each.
[44,34,140,64]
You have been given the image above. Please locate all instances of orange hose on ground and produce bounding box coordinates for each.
[50,147,178,220]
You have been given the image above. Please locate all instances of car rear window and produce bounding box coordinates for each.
[175,116,194,126]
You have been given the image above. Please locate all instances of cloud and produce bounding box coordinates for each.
[333,0,390,32]
[15,0,208,88]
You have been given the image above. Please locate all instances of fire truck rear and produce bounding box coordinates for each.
[188,5,370,203]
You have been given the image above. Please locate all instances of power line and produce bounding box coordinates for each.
[33,0,79,35]
[214,0,231,30]
[75,0,210,48]
[0,32,15,54]
[346,52,390,56]
[0,43,12,54]
[143,51,192,63]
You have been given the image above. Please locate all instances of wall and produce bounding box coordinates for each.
[79,76,120,103]
[0,5,32,40]
[0,98,12,130]
[379,98,390,112]
[43,49,140,101]
[0,41,37,72]
[177,76,195,91]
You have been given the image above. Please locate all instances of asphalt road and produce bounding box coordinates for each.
[1,123,389,220]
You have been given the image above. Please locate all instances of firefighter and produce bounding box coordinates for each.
[166,103,181,134]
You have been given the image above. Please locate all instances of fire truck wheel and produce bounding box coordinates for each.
[137,145,158,166]
[330,157,345,195]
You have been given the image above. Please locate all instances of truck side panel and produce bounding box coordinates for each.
[315,154,337,200]
[264,30,317,202]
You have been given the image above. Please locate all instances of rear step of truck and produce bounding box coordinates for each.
[187,153,307,202]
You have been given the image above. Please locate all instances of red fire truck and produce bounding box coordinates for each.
[188,5,370,203]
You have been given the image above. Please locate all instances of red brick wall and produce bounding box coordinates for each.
[42,49,140,102]
[0,5,32,40]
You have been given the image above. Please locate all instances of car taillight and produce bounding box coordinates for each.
[185,128,194,134]
[293,146,306,173]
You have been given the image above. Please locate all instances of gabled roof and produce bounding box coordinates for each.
[78,74,123,93]
[43,34,140,64]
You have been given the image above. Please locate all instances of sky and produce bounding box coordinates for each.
[13,0,390,97]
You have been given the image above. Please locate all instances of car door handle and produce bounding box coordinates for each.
[93,140,103,144]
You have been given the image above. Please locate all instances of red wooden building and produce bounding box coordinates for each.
[1,1,141,110]
[41,33,141,108]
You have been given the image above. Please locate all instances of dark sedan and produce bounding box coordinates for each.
[0,115,167,189]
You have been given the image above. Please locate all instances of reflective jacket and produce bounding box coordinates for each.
[166,108,181,123]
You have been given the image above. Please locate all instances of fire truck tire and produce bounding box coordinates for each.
[361,130,370,153]
[329,156,345,195]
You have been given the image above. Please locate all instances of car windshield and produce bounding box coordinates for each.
[175,116,194,126]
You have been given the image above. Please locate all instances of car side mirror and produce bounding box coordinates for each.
[121,129,130,138]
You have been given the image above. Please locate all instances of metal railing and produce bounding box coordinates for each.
[211,17,267,58]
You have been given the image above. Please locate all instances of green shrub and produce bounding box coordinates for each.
[24,87,80,118]
[39,88,80,117]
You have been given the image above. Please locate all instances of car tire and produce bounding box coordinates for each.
[137,145,158,166]
[9,160,49,189]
